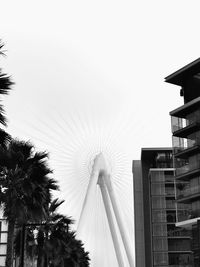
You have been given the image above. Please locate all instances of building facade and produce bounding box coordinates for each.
[133,148,193,267]
[166,58,200,266]
[0,211,8,267]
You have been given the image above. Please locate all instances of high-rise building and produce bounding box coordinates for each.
[133,148,193,267]
[166,58,200,266]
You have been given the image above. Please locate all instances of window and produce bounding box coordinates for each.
[169,253,192,265]
[152,210,166,222]
[168,239,191,251]
[150,171,165,182]
[152,196,166,209]
[154,252,168,265]
[153,237,168,251]
[0,244,6,254]
[153,224,167,237]
[151,183,165,196]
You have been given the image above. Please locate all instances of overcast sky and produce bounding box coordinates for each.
[2,1,200,157]
[1,1,200,266]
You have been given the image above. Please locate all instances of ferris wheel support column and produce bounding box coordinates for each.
[77,169,99,233]
[98,177,125,267]
[104,174,134,267]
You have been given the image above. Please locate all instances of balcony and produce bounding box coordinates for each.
[177,184,200,203]
[172,117,200,138]
[176,209,192,222]
[168,239,192,252]
[167,228,191,238]
[177,209,200,222]
[175,161,200,180]
[171,108,200,136]
[169,251,193,267]
[173,135,200,158]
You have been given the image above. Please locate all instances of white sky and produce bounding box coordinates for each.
[2,1,200,157]
[1,1,200,266]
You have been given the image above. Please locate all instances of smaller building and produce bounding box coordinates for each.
[0,210,8,267]
[133,148,193,267]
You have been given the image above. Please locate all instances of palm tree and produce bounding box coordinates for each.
[0,41,12,147]
[62,232,90,267]
[0,40,13,126]
[0,139,58,267]
[16,198,90,267]
[14,226,37,267]
[36,198,74,267]
[36,199,90,267]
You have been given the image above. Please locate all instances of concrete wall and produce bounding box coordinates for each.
[133,160,145,267]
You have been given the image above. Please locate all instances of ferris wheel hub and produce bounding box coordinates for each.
[93,153,108,173]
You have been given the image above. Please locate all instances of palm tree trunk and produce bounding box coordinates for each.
[37,251,44,267]
[20,224,25,267]
[6,219,15,267]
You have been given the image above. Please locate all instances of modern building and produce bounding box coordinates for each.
[166,58,200,266]
[133,148,193,267]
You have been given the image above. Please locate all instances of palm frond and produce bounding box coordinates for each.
[10,139,34,159]
[0,104,7,126]
[49,198,65,213]
[0,72,13,95]
[0,129,11,148]
[0,41,6,56]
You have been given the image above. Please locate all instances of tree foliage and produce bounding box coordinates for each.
[0,40,13,126]
[0,139,58,267]
[14,199,90,267]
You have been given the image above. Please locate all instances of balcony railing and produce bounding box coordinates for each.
[171,116,189,133]
[173,136,199,155]
[177,203,190,209]
[168,241,191,251]
[177,209,200,221]
[167,228,191,237]
[177,184,200,199]
[171,110,200,133]
[176,160,200,176]
[177,209,192,222]
[168,264,193,267]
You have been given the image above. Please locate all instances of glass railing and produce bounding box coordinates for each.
[168,242,191,251]
[173,136,198,154]
[177,203,190,209]
[190,209,200,219]
[176,209,192,222]
[171,116,189,133]
[171,110,200,133]
[167,228,191,237]
[177,185,200,199]
[178,209,200,221]
[176,164,190,176]
[176,161,200,176]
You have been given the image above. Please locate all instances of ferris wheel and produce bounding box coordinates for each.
[6,99,135,267]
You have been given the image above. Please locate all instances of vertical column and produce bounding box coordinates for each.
[104,174,134,267]
[98,177,125,267]
[77,169,99,234]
